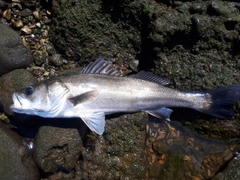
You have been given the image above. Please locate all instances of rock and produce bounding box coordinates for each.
[0,24,33,76]
[33,126,83,172]
[21,0,37,8]
[32,112,148,179]
[207,0,230,16]
[50,0,141,62]
[0,69,37,115]
[0,1,10,17]
[149,162,161,177]
[212,154,240,180]
[49,53,64,66]
[0,120,39,180]
[20,8,32,17]
[76,112,148,179]
[33,51,47,66]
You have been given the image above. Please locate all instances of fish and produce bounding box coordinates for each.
[10,57,240,135]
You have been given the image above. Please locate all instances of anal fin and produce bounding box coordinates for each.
[146,107,173,121]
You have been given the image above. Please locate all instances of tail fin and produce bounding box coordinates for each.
[202,84,240,118]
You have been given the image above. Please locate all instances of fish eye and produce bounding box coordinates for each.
[24,86,34,96]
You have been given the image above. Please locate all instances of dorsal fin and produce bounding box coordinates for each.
[129,71,170,85]
[79,57,122,76]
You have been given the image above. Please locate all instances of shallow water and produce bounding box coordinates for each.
[146,118,237,180]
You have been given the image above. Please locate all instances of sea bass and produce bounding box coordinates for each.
[10,58,240,135]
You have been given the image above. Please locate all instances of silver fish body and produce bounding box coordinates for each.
[10,58,240,135]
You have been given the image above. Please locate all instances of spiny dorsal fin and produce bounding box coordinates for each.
[130,71,170,85]
[69,90,99,106]
[79,57,122,77]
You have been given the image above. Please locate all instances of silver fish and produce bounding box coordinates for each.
[10,57,240,135]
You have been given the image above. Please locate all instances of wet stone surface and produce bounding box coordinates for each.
[0,23,32,76]
[32,113,148,179]
[33,126,83,173]
[0,0,240,179]
[146,119,240,180]
[212,153,240,180]
[0,120,39,180]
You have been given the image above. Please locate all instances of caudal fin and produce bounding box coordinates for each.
[202,84,240,118]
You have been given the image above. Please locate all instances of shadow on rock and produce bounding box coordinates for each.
[11,113,89,139]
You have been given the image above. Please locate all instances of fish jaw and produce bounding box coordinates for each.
[10,93,23,112]
[10,92,45,115]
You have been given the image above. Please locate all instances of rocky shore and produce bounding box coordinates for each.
[0,0,240,179]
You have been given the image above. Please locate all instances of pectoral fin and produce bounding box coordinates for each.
[80,112,105,135]
[69,90,98,106]
[146,107,173,121]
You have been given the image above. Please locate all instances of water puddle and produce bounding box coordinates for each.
[146,119,238,180]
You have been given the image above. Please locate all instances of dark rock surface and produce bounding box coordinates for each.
[0,120,39,180]
[212,154,240,180]
[1,0,240,179]
[32,113,148,179]
[0,23,33,76]
[0,69,37,115]
[76,113,148,179]
[50,0,142,62]
[146,120,238,179]
[33,126,83,172]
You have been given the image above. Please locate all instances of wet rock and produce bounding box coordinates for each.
[0,69,37,115]
[75,112,148,179]
[149,162,161,177]
[32,112,148,179]
[21,0,37,8]
[212,154,240,180]
[20,8,32,17]
[182,119,240,140]
[191,14,211,36]
[33,51,48,66]
[49,53,64,67]
[207,0,230,17]
[145,120,239,180]
[33,126,83,172]
[0,24,33,76]
[0,1,10,17]
[5,0,240,179]
[11,19,24,29]
[189,3,204,14]
[151,33,164,44]
[0,120,39,180]
[50,0,142,62]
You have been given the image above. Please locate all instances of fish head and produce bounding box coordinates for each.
[10,79,69,116]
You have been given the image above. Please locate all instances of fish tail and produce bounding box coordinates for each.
[201,84,240,118]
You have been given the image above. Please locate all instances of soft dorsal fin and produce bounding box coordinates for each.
[79,57,122,76]
[130,71,170,85]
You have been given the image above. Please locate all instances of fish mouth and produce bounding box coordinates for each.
[16,94,23,106]
[10,93,23,111]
